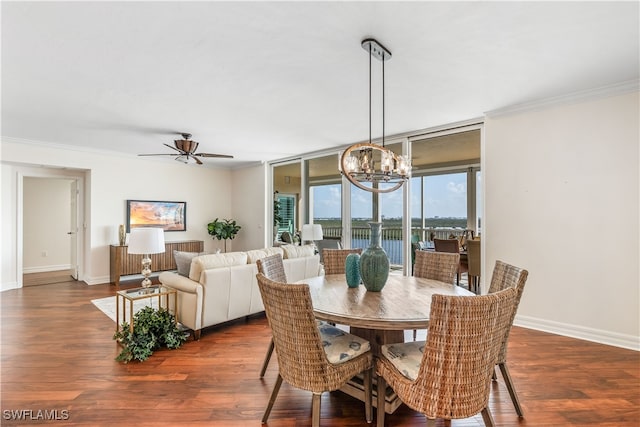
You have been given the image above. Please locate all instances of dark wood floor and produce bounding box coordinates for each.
[1,279,638,426]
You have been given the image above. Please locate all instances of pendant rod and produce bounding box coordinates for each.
[382,54,385,148]
[369,43,372,145]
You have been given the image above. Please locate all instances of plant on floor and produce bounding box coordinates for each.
[207,218,241,252]
[113,306,188,363]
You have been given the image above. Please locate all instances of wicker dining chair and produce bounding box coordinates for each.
[488,260,529,417]
[256,273,373,426]
[434,238,468,286]
[322,248,362,274]
[376,287,517,427]
[411,250,460,340]
[466,239,482,294]
[413,251,460,284]
[256,254,288,378]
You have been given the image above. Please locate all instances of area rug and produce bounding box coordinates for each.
[91,295,159,324]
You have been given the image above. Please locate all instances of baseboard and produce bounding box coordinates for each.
[1,282,20,292]
[23,264,71,274]
[515,314,640,351]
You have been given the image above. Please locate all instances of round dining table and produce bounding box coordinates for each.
[300,273,475,414]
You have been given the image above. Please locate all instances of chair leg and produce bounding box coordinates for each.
[311,392,322,427]
[376,376,386,427]
[364,368,372,423]
[492,366,497,381]
[193,329,201,340]
[259,338,275,378]
[262,373,283,424]
[480,407,495,427]
[413,329,417,341]
[499,362,524,417]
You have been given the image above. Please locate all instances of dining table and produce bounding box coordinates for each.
[300,273,474,413]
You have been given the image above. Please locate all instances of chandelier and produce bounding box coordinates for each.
[339,38,411,194]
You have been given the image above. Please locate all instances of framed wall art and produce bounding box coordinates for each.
[126,200,186,232]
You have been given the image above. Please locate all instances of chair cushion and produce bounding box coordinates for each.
[380,341,425,381]
[282,244,315,259]
[173,250,207,277]
[318,323,370,364]
[246,247,284,264]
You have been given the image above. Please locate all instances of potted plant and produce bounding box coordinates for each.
[273,192,283,241]
[113,306,187,363]
[207,218,241,252]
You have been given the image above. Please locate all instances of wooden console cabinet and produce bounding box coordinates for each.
[110,240,204,286]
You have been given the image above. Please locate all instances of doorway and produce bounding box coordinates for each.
[18,170,85,287]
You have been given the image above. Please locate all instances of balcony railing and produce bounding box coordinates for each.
[320,226,470,266]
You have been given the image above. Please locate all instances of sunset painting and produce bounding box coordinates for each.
[127,200,186,232]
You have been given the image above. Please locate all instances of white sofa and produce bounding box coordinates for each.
[159,245,322,339]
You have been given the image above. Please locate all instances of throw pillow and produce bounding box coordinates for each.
[173,250,206,277]
[281,244,315,259]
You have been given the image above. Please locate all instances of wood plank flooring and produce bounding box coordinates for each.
[1,279,638,426]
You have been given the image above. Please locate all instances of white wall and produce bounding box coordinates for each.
[23,177,72,272]
[1,140,235,288]
[484,89,639,350]
[231,163,268,252]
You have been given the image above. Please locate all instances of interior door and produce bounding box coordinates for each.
[69,180,78,280]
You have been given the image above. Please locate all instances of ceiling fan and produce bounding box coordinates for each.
[138,133,233,165]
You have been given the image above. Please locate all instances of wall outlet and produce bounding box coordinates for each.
[41,251,48,257]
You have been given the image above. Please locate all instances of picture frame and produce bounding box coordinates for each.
[126,200,186,232]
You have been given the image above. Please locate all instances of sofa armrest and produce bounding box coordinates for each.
[158,271,203,333]
[159,271,200,294]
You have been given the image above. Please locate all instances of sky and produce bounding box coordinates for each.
[312,172,471,219]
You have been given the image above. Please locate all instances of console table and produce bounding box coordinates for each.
[110,240,204,286]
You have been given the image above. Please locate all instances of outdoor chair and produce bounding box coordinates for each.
[256,254,288,378]
[376,287,517,427]
[322,248,362,275]
[256,273,373,426]
[434,238,468,286]
[466,238,481,294]
[488,260,529,417]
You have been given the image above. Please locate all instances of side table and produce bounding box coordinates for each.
[115,285,177,333]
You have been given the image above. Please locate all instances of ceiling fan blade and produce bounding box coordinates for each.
[164,143,183,153]
[192,155,203,165]
[138,153,178,156]
[195,153,234,159]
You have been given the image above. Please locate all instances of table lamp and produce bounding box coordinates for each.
[127,227,165,288]
[301,224,323,252]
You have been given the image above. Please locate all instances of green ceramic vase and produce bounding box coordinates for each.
[360,222,389,292]
[345,253,361,288]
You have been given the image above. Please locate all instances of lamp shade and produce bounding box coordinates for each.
[301,224,323,241]
[128,228,165,254]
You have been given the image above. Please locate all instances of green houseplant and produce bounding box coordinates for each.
[207,218,241,252]
[113,306,187,363]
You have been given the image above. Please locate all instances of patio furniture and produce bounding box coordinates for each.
[466,238,481,294]
[434,238,468,286]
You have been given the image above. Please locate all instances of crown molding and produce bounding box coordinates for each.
[485,79,639,118]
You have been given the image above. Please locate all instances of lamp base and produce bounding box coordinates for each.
[141,255,153,288]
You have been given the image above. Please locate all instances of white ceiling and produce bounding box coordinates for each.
[2,1,638,169]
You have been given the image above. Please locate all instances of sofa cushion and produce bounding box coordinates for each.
[281,244,315,259]
[174,250,207,277]
[246,247,284,264]
[189,252,249,281]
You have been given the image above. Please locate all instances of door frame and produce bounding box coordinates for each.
[16,168,86,287]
